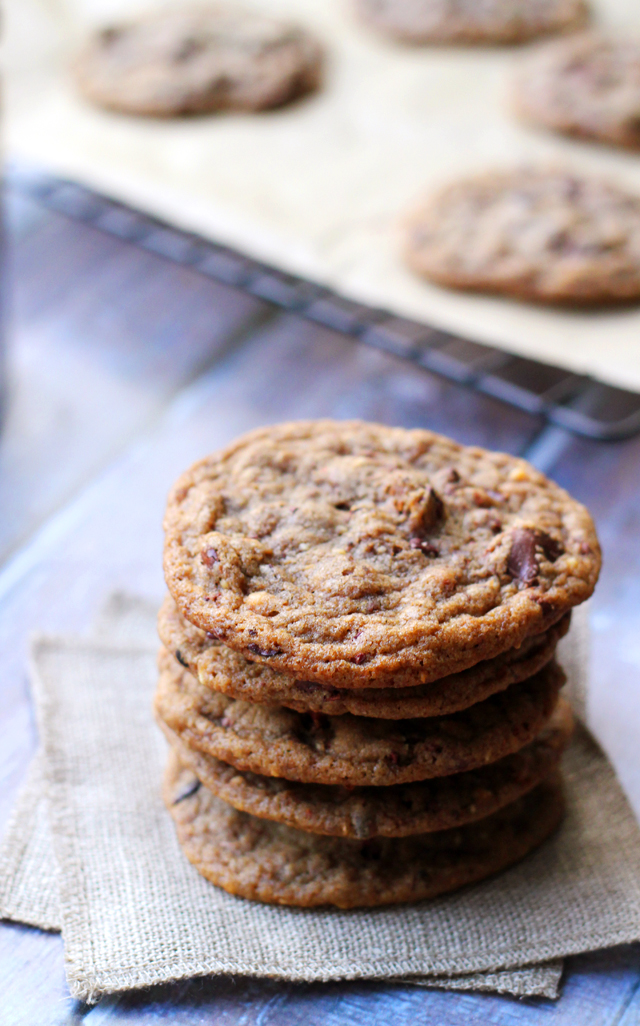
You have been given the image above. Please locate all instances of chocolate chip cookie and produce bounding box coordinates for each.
[161,697,572,837]
[355,0,588,45]
[160,594,570,717]
[164,753,564,907]
[514,32,640,151]
[406,168,640,304]
[154,647,563,786]
[75,4,323,116]
[163,421,600,685]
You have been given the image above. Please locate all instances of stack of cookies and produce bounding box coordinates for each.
[156,420,600,909]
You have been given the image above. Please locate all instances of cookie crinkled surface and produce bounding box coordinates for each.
[405,168,640,305]
[514,32,640,151]
[163,421,600,685]
[75,3,323,116]
[355,0,589,45]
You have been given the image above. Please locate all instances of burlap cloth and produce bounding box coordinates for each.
[2,595,639,1005]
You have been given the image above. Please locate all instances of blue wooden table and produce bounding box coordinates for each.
[1,178,640,1026]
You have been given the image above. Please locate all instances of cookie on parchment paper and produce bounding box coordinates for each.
[164,751,565,908]
[75,4,323,116]
[163,421,600,685]
[514,32,640,151]
[355,0,588,45]
[405,168,640,305]
[160,698,572,838]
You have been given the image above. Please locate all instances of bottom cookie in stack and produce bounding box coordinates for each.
[156,647,572,907]
[163,753,565,909]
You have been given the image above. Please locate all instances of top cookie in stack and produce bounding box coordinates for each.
[163,420,599,687]
[159,419,599,907]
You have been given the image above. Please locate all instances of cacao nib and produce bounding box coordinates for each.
[201,547,219,567]
[172,780,201,805]
[537,532,564,562]
[175,649,189,669]
[246,643,282,658]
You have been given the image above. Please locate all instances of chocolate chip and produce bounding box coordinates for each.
[246,643,282,658]
[410,538,439,557]
[206,629,225,641]
[442,469,462,494]
[406,488,444,547]
[175,649,189,669]
[334,502,351,511]
[296,712,334,751]
[537,532,564,562]
[507,528,564,585]
[201,547,219,567]
[507,529,539,585]
[172,780,201,805]
[295,681,320,695]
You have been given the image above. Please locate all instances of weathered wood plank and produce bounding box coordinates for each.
[0,193,268,562]
[538,430,640,818]
[0,925,70,1026]
[76,947,640,1025]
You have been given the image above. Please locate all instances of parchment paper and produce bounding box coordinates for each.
[6,0,640,390]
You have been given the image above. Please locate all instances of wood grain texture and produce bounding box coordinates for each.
[535,429,640,821]
[0,191,268,563]
[1,198,639,1025]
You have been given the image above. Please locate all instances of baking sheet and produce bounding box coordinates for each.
[7,0,640,390]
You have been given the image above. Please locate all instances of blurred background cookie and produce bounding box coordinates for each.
[514,32,640,151]
[355,0,589,45]
[74,3,323,116]
[405,167,640,305]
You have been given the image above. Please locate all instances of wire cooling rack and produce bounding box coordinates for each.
[11,164,640,441]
